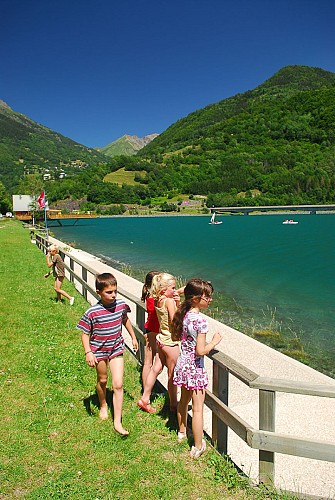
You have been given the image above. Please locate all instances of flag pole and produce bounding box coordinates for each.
[43,188,49,240]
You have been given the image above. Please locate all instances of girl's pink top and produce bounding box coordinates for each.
[144,297,160,333]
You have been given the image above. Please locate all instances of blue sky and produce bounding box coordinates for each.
[2,0,334,148]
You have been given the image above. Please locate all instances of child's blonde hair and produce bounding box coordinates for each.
[48,244,58,252]
[150,272,175,300]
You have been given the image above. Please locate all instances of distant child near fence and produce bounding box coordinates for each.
[172,278,223,458]
[138,272,181,414]
[141,271,160,386]
[77,272,139,436]
[44,244,75,305]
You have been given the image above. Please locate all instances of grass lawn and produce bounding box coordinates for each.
[104,168,146,186]
[0,220,295,499]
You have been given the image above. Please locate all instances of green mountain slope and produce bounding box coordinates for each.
[0,100,108,192]
[2,65,335,209]
[98,134,159,157]
[135,65,335,205]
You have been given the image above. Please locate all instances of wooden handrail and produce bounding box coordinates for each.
[35,232,335,488]
[250,376,335,398]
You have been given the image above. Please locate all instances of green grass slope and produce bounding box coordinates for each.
[0,220,296,499]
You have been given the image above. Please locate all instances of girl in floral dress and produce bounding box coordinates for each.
[172,279,223,458]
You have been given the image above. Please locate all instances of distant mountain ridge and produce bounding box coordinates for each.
[98,133,159,157]
[1,65,335,210]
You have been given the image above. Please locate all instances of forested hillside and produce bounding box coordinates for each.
[1,65,335,211]
[0,100,107,192]
[137,65,335,206]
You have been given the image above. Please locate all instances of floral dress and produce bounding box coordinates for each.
[173,311,209,390]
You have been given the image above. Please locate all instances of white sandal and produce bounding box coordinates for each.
[190,439,206,458]
[177,431,187,442]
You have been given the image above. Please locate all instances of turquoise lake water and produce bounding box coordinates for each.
[50,213,335,368]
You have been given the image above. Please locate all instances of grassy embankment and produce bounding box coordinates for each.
[0,220,298,499]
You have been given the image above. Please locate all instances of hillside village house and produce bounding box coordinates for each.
[12,194,62,222]
[12,195,35,221]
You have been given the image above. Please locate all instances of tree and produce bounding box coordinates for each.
[17,174,43,199]
[0,181,11,213]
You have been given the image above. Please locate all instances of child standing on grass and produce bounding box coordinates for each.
[172,279,223,458]
[77,272,138,436]
[141,271,161,386]
[44,244,75,305]
[138,272,180,414]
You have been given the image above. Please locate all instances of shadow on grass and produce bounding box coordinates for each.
[83,387,135,418]
[48,297,65,303]
[157,395,178,431]
[83,388,111,416]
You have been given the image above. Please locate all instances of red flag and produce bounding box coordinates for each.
[37,191,45,209]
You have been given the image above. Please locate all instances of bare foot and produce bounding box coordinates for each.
[99,406,109,420]
[114,423,129,437]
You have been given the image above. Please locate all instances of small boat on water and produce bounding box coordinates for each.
[282,219,299,224]
[209,212,222,225]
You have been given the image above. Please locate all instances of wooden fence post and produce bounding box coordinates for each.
[136,304,146,364]
[82,267,88,300]
[212,362,229,454]
[259,389,276,485]
[136,305,145,333]
[69,256,74,283]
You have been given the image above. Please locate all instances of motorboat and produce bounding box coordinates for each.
[282,219,298,224]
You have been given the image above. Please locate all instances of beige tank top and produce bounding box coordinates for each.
[155,297,180,347]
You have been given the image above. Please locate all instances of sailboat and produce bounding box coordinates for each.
[209,212,222,225]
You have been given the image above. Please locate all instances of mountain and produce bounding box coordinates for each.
[0,100,108,192]
[98,133,159,157]
[140,66,335,155]
[2,65,335,209]
[135,65,335,206]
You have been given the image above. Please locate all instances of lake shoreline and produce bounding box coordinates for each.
[50,214,335,378]
[95,250,335,379]
[96,210,335,218]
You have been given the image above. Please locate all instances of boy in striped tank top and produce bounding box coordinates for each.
[77,273,138,436]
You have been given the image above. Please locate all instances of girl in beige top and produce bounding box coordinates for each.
[138,272,181,413]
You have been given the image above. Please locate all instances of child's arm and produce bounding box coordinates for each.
[176,285,185,296]
[196,331,223,356]
[81,332,97,367]
[46,252,53,268]
[123,316,138,353]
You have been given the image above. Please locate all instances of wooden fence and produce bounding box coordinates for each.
[36,234,335,487]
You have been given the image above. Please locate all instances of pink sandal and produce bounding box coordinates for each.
[137,399,156,414]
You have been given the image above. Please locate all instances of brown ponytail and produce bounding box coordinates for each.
[141,271,160,302]
[171,299,193,341]
[171,278,213,341]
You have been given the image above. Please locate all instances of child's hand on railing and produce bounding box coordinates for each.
[212,332,223,347]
